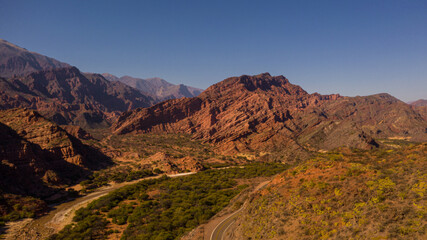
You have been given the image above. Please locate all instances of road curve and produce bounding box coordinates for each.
[4,172,195,240]
[209,180,271,240]
[210,206,243,240]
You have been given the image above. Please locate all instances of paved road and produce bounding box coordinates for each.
[210,206,243,240]
[209,180,271,240]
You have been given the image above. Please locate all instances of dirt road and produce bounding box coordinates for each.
[3,172,195,240]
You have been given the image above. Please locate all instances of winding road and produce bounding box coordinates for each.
[209,180,271,240]
[210,206,243,240]
[4,172,195,240]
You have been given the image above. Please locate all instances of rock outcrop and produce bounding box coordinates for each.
[0,108,111,198]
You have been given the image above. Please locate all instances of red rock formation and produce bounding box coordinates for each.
[112,73,427,154]
[0,108,111,198]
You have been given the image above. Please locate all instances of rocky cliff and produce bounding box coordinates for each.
[0,108,111,198]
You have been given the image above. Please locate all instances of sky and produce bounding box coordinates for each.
[1,0,426,101]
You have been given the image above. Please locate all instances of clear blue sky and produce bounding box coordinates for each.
[1,0,426,101]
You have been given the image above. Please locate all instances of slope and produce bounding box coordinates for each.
[230,143,427,239]
[112,73,426,155]
[0,108,111,199]
[0,67,155,127]
[0,39,70,78]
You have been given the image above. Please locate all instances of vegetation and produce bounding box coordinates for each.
[0,193,46,225]
[85,130,244,169]
[49,163,288,240]
[235,143,427,239]
[80,167,155,191]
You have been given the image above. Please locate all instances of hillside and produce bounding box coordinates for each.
[230,143,427,239]
[102,74,203,100]
[112,73,427,155]
[0,39,70,78]
[0,108,111,198]
[409,99,427,107]
[0,67,155,127]
[409,99,427,120]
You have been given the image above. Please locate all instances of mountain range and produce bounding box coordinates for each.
[0,39,202,128]
[113,73,427,156]
[0,38,426,238]
[101,73,203,100]
[0,67,156,128]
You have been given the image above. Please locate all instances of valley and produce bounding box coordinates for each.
[0,37,426,239]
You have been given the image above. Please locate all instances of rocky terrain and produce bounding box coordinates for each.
[112,73,427,155]
[0,39,70,78]
[0,67,155,127]
[0,108,111,199]
[102,73,203,100]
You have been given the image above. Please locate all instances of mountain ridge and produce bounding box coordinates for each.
[102,73,203,100]
[0,67,156,127]
[0,39,70,78]
[112,73,426,155]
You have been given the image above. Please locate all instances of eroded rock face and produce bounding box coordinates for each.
[0,108,111,198]
[60,125,93,140]
[112,73,427,154]
[144,152,204,174]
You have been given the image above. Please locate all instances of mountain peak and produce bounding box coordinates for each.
[201,73,299,99]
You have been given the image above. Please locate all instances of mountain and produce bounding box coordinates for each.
[408,99,427,106]
[0,108,111,199]
[102,73,203,100]
[0,67,156,127]
[0,39,70,78]
[112,73,427,155]
[408,99,427,120]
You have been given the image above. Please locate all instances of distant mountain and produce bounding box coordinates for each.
[112,73,427,155]
[102,73,203,100]
[408,99,427,106]
[408,99,427,120]
[0,67,156,127]
[0,39,70,78]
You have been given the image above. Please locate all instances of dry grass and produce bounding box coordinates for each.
[234,143,427,239]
